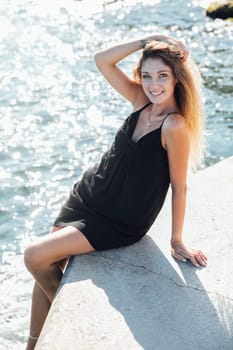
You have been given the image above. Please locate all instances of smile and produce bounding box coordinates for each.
[150,90,164,97]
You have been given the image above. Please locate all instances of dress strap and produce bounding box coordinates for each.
[160,111,179,128]
[136,102,152,114]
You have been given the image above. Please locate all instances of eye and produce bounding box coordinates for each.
[159,73,168,78]
[141,74,151,79]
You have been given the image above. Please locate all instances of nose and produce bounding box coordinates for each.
[149,78,161,89]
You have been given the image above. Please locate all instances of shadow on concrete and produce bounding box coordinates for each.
[64,235,232,350]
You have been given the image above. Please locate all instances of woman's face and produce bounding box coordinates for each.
[141,58,177,105]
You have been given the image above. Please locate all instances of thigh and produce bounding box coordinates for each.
[33,226,95,267]
[50,226,69,271]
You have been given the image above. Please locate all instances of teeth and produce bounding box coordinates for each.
[151,91,163,96]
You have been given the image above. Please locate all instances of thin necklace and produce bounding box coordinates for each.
[146,114,154,128]
[146,107,165,129]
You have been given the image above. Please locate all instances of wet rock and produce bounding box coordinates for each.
[206,1,233,19]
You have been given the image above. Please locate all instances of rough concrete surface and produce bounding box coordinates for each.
[36,156,233,350]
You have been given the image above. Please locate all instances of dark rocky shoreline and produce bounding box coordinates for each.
[206,1,233,19]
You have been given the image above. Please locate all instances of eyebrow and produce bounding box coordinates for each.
[141,69,170,74]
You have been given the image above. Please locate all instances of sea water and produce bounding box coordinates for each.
[0,0,232,348]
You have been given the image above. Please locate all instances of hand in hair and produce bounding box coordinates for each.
[171,40,189,62]
[143,35,189,62]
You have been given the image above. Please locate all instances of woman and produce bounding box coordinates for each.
[24,34,207,349]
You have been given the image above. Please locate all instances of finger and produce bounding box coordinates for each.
[175,50,188,62]
[189,255,200,267]
[193,250,207,263]
[171,251,187,263]
[191,253,208,267]
[175,248,193,261]
[181,49,189,61]
[200,251,208,260]
[199,252,208,263]
[183,53,189,61]
[195,253,207,267]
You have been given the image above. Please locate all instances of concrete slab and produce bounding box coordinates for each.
[36,156,233,350]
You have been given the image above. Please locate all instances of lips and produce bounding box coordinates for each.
[150,90,164,96]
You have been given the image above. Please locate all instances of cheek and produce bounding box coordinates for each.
[141,81,149,92]
[167,79,177,91]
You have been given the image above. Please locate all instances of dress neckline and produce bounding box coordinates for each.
[131,103,179,144]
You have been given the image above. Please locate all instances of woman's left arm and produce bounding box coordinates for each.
[163,116,207,267]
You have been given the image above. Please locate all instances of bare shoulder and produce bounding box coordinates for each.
[163,113,187,131]
[162,113,189,149]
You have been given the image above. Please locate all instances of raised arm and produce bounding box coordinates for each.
[94,35,188,107]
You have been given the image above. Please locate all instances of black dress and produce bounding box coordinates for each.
[53,103,171,250]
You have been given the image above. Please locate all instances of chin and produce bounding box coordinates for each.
[149,94,167,104]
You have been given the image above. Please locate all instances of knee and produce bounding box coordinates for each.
[24,243,41,273]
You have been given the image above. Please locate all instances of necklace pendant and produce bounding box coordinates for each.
[146,121,151,129]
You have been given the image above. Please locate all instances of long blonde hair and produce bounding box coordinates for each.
[134,41,205,168]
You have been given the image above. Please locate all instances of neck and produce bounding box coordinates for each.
[149,99,179,117]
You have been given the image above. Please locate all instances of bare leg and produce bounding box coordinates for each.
[26,226,65,350]
[26,283,50,350]
[24,226,94,350]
